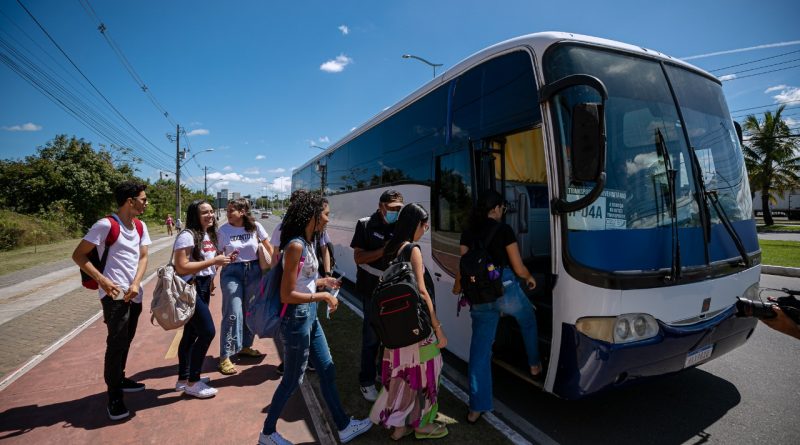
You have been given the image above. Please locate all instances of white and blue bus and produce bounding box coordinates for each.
[292,32,760,399]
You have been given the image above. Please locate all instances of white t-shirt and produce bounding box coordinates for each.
[216,221,269,262]
[174,230,217,280]
[83,215,152,303]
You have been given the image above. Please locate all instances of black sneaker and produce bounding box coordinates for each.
[107,399,129,420]
[121,377,145,393]
[276,362,284,376]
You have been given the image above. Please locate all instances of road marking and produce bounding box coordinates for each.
[165,327,184,359]
[0,269,159,392]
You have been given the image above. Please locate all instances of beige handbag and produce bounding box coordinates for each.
[257,243,272,272]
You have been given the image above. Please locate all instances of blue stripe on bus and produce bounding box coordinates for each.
[567,219,758,271]
[551,306,758,399]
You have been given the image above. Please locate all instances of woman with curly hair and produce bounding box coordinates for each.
[173,200,230,398]
[368,203,449,440]
[217,198,274,375]
[259,191,372,445]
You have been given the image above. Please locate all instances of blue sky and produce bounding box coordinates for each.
[1,0,798,198]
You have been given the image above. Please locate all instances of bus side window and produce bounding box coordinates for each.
[432,150,473,276]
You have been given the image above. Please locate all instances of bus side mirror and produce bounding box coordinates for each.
[571,103,605,182]
[733,121,743,145]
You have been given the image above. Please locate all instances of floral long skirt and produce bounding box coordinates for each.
[369,335,443,429]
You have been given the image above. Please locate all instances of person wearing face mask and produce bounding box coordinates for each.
[350,189,404,402]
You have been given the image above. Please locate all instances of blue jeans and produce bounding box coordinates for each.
[220,261,261,359]
[178,275,216,382]
[468,268,540,412]
[263,302,350,435]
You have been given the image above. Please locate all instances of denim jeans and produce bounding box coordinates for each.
[220,261,261,359]
[356,269,381,386]
[101,296,142,401]
[262,302,350,435]
[178,275,216,382]
[468,268,540,412]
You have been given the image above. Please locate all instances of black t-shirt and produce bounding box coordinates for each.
[459,219,517,268]
[350,211,395,271]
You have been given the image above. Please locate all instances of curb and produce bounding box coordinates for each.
[761,265,800,278]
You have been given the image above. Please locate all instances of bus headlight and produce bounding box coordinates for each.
[576,314,660,344]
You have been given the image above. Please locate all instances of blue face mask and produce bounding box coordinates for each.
[385,210,399,224]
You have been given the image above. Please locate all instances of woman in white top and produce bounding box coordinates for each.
[259,192,372,445]
[217,198,274,375]
[173,200,231,398]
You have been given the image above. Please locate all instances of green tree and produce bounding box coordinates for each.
[0,135,134,229]
[743,105,800,226]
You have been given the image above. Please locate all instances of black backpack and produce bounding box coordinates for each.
[368,243,432,349]
[459,224,503,305]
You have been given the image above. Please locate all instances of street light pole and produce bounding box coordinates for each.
[402,54,443,78]
[175,124,182,224]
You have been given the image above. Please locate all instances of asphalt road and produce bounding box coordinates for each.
[480,273,800,445]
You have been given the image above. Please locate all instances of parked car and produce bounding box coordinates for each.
[261,213,269,219]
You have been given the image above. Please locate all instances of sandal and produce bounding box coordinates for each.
[466,411,482,424]
[218,358,238,375]
[238,347,265,358]
[390,427,414,441]
[414,423,449,440]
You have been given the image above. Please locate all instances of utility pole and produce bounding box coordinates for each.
[175,124,181,222]
[204,166,208,197]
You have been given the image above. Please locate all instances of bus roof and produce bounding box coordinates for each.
[295,31,714,173]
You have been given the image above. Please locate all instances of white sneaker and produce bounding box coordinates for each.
[183,380,218,398]
[258,431,293,445]
[339,417,372,444]
[175,376,211,391]
[359,384,378,402]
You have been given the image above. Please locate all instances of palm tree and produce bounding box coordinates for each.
[742,105,800,226]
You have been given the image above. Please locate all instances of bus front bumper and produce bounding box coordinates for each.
[551,306,758,399]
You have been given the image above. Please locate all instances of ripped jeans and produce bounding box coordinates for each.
[219,260,262,360]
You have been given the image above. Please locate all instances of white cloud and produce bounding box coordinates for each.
[769,85,800,104]
[2,122,42,132]
[255,154,266,160]
[682,40,800,60]
[320,54,354,73]
[784,117,799,127]
[765,85,789,93]
[243,167,260,175]
[271,176,292,193]
[186,128,209,136]
[223,165,233,171]
[338,25,349,35]
[190,121,203,126]
[718,74,737,81]
[268,167,286,173]
[318,136,330,144]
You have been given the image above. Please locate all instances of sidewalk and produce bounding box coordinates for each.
[0,266,324,444]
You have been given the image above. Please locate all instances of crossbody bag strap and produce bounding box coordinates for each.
[169,229,194,267]
[479,223,502,250]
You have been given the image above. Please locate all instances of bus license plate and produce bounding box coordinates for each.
[684,344,714,368]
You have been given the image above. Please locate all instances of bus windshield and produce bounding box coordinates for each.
[544,44,755,278]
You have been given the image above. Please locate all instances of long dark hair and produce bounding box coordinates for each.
[185,199,218,261]
[228,198,256,232]
[280,191,327,250]
[467,189,504,232]
[384,203,428,260]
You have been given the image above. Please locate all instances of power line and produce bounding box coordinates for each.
[78,0,178,128]
[13,0,173,164]
[722,63,800,81]
[730,100,800,113]
[718,57,800,76]
[709,49,800,72]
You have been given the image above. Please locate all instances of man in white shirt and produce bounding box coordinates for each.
[72,181,152,421]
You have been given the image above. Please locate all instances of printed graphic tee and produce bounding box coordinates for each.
[174,230,217,280]
[83,214,152,303]
[216,221,269,262]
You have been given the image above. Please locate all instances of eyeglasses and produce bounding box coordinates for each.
[131,197,148,204]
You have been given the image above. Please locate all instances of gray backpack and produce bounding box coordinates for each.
[150,230,197,330]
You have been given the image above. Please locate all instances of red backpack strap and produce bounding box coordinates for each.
[133,218,144,238]
[105,216,121,246]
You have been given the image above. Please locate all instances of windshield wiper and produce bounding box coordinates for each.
[655,129,681,281]
[686,146,751,267]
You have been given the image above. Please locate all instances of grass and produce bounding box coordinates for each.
[0,222,169,277]
[759,239,800,268]
[757,225,800,233]
[307,300,514,445]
